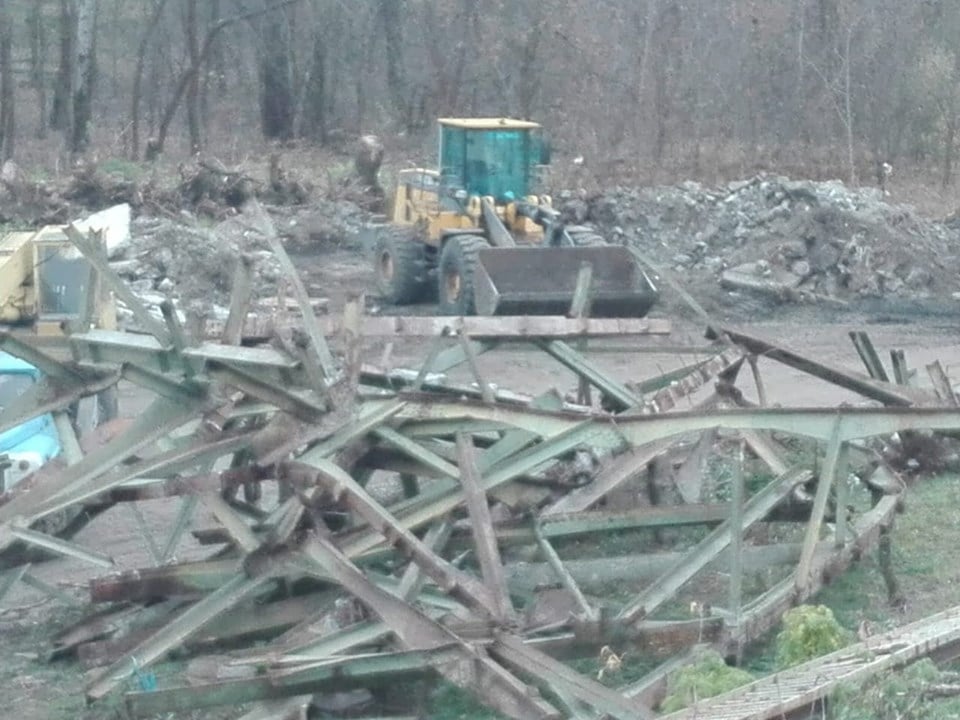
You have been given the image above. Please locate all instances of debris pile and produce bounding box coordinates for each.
[106,200,370,329]
[113,215,281,306]
[567,176,960,307]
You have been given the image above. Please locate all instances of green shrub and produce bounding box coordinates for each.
[661,649,754,712]
[775,604,853,669]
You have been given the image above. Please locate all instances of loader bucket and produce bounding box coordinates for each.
[472,246,659,317]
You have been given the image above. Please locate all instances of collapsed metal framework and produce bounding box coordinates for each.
[1,218,958,720]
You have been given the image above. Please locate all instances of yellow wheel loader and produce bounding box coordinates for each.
[373,118,658,317]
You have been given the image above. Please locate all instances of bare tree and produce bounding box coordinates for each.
[72,0,98,154]
[183,0,202,153]
[130,0,170,160]
[0,3,13,161]
[51,0,74,133]
[141,0,300,160]
[257,4,295,140]
[28,2,49,140]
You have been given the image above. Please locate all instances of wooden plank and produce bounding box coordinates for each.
[321,315,672,338]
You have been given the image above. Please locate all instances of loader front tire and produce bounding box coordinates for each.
[374,231,427,305]
[437,235,490,316]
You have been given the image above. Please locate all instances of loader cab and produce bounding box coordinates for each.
[438,118,548,203]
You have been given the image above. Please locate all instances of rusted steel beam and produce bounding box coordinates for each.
[86,574,273,702]
[618,466,811,624]
[0,371,117,437]
[206,359,327,422]
[796,420,844,591]
[223,254,255,346]
[65,224,173,344]
[32,429,254,524]
[293,458,501,618]
[491,634,655,720]
[299,534,560,720]
[456,433,513,619]
[542,440,673,516]
[926,360,959,406]
[249,207,336,381]
[641,351,743,414]
[541,339,641,410]
[125,647,458,716]
[90,560,244,602]
[734,494,899,652]
[849,330,890,382]
[0,396,205,526]
[711,326,927,406]
[341,419,612,559]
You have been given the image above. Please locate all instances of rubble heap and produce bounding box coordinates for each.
[565,176,960,307]
[107,199,371,327]
[5,216,960,719]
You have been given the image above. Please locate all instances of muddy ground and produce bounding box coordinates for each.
[2,244,960,719]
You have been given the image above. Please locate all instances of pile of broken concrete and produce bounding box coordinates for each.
[104,199,371,328]
[564,175,960,308]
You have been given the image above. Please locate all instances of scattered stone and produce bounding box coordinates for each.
[563,174,960,310]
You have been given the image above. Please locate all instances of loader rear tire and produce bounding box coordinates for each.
[437,235,490,316]
[374,231,428,305]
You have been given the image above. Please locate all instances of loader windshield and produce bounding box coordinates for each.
[440,125,543,202]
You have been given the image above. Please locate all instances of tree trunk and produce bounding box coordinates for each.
[843,23,856,185]
[146,0,298,160]
[943,116,957,188]
[51,0,75,132]
[298,32,327,142]
[635,0,658,150]
[71,0,98,155]
[378,0,408,127]
[0,4,13,161]
[259,9,295,140]
[184,0,202,153]
[130,0,169,160]
[29,2,48,140]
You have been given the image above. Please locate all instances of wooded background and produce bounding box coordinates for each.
[0,0,958,190]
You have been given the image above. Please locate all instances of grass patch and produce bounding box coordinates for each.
[99,156,146,181]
